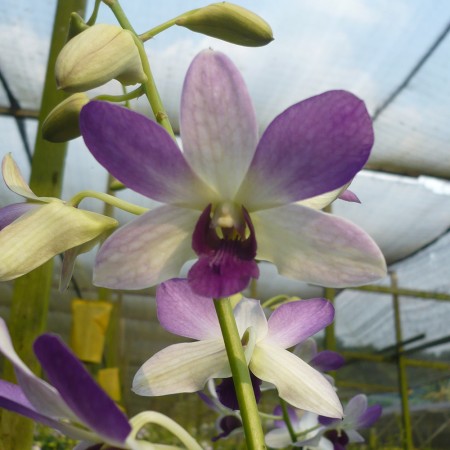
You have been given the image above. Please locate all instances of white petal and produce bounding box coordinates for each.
[234,297,268,341]
[265,428,293,449]
[0,202,117,281]
[2,154,41,201]
[0,318,75,420]
[250,343,342,418]
[94,205,198,290]
[252,204,386,288]
[133,340,229,396]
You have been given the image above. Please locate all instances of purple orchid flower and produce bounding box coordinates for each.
[266,394,381,449]
[79,49,386,298]
[0,317,148,449]
[132,279,343,418]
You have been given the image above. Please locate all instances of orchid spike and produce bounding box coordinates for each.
[80,49,386,298]
[0,317,202,450]
[133,279,343,418]
[0,154,117,289]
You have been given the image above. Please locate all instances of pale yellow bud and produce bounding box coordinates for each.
[42,93,89,142]
[55,24,147,92]
[176,2,273,47]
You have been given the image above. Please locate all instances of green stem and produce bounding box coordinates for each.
[93,85,145,103]
[67,190,148,215]
[105,0,175,138]
[86,0,101,25]
[280,398,297,444]
[214,297,266,450]
[128,411,203,450]
[139,17,180,42]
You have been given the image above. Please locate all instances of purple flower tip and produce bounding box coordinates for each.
[188,205,259,297]
[212,415,242,441]
[358,404,382,428]
[216,373,262,410]
[310,350,345,372]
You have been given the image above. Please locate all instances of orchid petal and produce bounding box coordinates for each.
[2,153,40,201]
[0,202,38,230]
[80,101,215,208]
[180,50,258,199]
[310,351,345,372]
[294,338,318,363]
[344,394,368,424]
[250,343,343,418]
[346,429,365,443]
[265,299,334,348]
[34,334,131,445]
[357,404,382,428]
[93,205,197,290]
[237,90,373,210]
[0,201,117,281]
[0,318,75,420]
[272,405,300,429]
[233,298,268,341]
[264,427,293,449]
[0,381,99,441]
[339,189,360,203]
[156,279,221,340]
[252,204,387,287]
[133,340,230,396]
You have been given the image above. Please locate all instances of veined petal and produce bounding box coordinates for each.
[233,298,268,341]
[133,340,229,396]
[156,279,221,340]
[0,202,38,230]
[0,381,99,441]
[0,318,75,421]
[252,204,387,287]
[180,50,258,199]
[80,101,215,208]
[2,154,40,201]
[0,202,117,281]
[250,343,342,418]
[93,205,197,290]
[266,299,334,349]
[237,90,373,210]
[34,334,131,446]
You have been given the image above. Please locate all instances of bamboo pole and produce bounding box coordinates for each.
[0,2,86,449]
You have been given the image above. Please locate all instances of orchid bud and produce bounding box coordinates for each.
[55,24,147,92]
[42,93,89,142]
[67,12,89,41]
[176,2,273,47]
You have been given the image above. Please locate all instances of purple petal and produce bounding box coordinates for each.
[310,350,345,372]
[237,90,373,210]
[212,415,242,441]
[181,50,258,199]
[339,189,361,203]
[266,299,334,348]
[33,334,130,445]
[0,203,38,230]
[156,279,221,340]
[253,204,387,287]
[357,404,382,428]
[319,415,339,426]
[216,373,262,410]
[94,205,197,290]
[80,101,214,207]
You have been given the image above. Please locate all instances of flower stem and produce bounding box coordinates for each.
[280,398,297,444]
[128,411,203,450]
[93,85,145,103]
[67,190,148,215]
[214,297,266,450]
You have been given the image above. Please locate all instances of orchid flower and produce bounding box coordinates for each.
[133,279,343,419]
[79,49,386,298]
[0,317,202,450]
[265,394,382,449]
[0,154,117,289]
[294,338,345,373]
